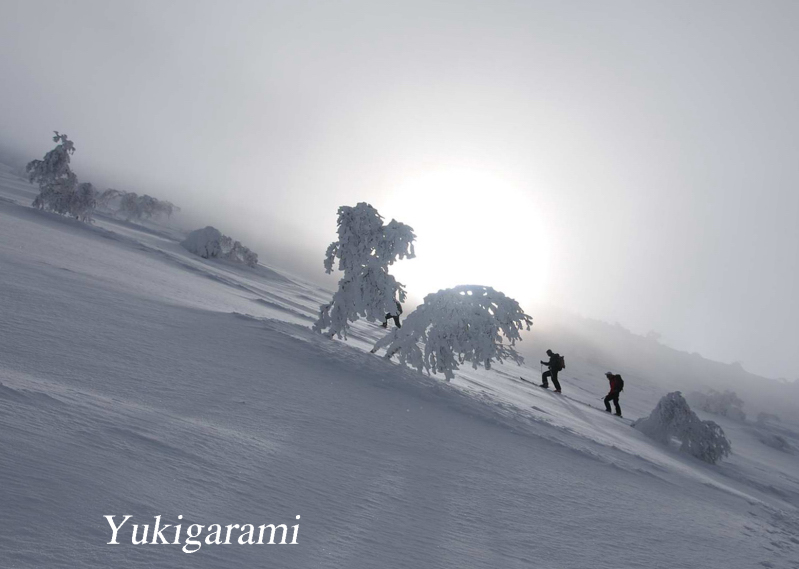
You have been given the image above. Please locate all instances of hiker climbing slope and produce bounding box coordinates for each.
[382,299,403,329]
[540,349,565,392]
[604,372,624,417]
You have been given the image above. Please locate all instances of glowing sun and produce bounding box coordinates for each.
[381,167,551,310]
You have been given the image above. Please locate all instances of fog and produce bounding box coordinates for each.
[1,0,797,381]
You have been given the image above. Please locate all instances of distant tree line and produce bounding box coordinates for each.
[98,189,179,221]
[26,132,179,224]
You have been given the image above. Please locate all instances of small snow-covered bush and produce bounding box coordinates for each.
[634,392,731,464]
[182,226,223,259]
[220,235,259,267]
[181,227,259,267]
[28,132,98,221]
[371,285,532,381]
[687,389,746,421]
[314,203,415,338]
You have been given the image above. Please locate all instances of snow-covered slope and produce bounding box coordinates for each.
[1,169,798,568]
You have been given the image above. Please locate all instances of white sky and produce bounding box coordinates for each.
[1,0,797,380]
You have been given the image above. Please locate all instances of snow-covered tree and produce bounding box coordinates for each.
[97,188,124,211]
[240,247,258,268]
[220,235,259,267]
[314,203,415,338]
[139,194,158,218]
[371,285,533,381]
[71,182,98,223]
[161,200,179,220]
[687,389,746,421]
[118,192,140,220]
[117,192,180,221]
[27,132,85,218]
[27,132,100,222]
[27,132,75,190]
[633,392,731,464]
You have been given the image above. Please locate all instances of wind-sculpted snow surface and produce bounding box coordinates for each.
[314,203,415,338]
[2,177,799,569]
[634,391,732,464]
[372,285,533,380]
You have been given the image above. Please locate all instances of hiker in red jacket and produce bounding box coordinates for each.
[604,372,624,417]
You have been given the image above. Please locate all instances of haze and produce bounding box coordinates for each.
[1,0,797,381]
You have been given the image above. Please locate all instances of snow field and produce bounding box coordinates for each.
[1,170,798,568]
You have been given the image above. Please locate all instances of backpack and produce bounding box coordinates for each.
[616,376,624,392]
[555,354,565,371]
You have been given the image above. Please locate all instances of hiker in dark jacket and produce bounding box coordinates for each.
[540,349,563,392]
[382,300,403,329]
[604,372,623,416]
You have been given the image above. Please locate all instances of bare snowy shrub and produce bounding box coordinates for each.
[633,392,731,464]
[371,285,533,381]
[687,389,746,421]
[314,203,415,338]
[181,226,258,267]
[27,132,97,221]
